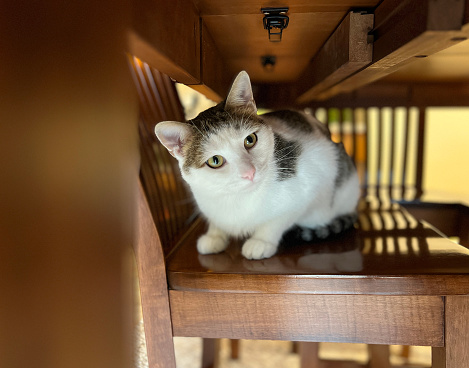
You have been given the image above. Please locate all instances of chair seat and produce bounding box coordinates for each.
[167,198,469,296]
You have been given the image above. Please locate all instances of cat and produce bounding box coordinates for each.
[154,71,360,260]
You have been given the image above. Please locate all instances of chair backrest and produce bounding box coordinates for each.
[128,56,196,256]
[310,107,426,202]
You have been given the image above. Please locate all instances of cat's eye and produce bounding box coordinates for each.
[244,133,258,149]
[206,155,225,169]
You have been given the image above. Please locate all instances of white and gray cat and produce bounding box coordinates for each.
[154,71,360,260]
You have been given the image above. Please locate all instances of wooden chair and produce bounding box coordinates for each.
[312,106,468,248]
[131,60,469,368]
[310,106,469,364]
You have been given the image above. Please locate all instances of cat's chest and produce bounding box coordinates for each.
[195,188,273,234]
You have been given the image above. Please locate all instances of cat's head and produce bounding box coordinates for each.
[154,71,274,195]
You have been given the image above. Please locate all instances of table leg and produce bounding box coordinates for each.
[432,296,469,368]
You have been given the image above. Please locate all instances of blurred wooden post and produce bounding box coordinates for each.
[0,1,138,368]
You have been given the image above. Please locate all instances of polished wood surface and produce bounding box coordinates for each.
[129,0,469,104]
[294,0,469,101]
[432,296,469,368]
[129,0,201,85]
[296,11,374,103]
[404,202,469,248]
[135,183,177,368]
[167,199,469,295]
[300,81,469,109]
[203,11,345,83]
[170,292,444,346]
[194,0,381,15]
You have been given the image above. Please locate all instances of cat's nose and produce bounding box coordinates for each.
[241,166,256,181]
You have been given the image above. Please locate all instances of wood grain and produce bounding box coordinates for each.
[170,292,444,346]
[201,338,220,368]
[299,342,320,368]
[313,0,468,100]
[368,344,390,368]
[302,82,469,108]
[189,22,232,102]
[296,11,373,103]
[129,0,200,84]
[432,296,469,368]
[130,61,197,256]
[134,183,176,368]
[193,0,380,15]
[167,212,469,296]
[202,12,345,83]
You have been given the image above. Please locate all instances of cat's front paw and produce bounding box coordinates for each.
[197,234,228,255]
[242,238,278,260]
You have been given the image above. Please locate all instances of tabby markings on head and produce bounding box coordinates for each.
[273,133,302,181]
[181,102,264,174]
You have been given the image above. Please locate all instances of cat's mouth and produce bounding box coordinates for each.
[236,172,264,193]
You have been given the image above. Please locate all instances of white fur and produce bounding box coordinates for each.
[180,115,359,259]
[155,71,360,260]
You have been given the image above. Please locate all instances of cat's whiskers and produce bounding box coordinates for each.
[274,149,300,161]
[188,119,207,139]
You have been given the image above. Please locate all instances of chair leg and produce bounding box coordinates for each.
[292,341,299,354]
[298,342,321,368]
[230,339,240,360]
[432,296,469,368]
[201,338,220,368]
[367,344,390,368]
[400,345,411,359]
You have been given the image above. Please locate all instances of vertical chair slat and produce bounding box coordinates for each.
[130,57,196,256]
[401,107,411,200]
[363,108,370,198]
[338,108,344,143]
[415,108,426,201]
[142,61,168,121]
[309,105,427,204]
[376,108,383,200]
[388,108,396,199]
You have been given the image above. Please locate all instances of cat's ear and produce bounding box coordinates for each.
[154,121,192,159]
[225,71,257,113]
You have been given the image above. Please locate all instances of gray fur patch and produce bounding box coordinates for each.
[263,110,314,133]
[273,133,302,181]
[334,142,355,189]
[306,212,358,240]
[262,110,331,138]
[181,102,264,173]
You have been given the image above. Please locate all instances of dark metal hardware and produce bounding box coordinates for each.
[261,7,289,42]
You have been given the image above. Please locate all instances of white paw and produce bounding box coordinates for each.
[197,234,228,255]
[241,238,278,260]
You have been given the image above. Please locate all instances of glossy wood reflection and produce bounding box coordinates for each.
[167,198,469,295]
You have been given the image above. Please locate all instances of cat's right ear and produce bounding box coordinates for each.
[154,121,192,159]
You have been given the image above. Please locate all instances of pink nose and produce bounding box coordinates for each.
[242,166,256,181]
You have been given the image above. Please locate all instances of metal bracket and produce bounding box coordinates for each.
[261,7,289,42]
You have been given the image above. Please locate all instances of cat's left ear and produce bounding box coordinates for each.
[225,71,257,114]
